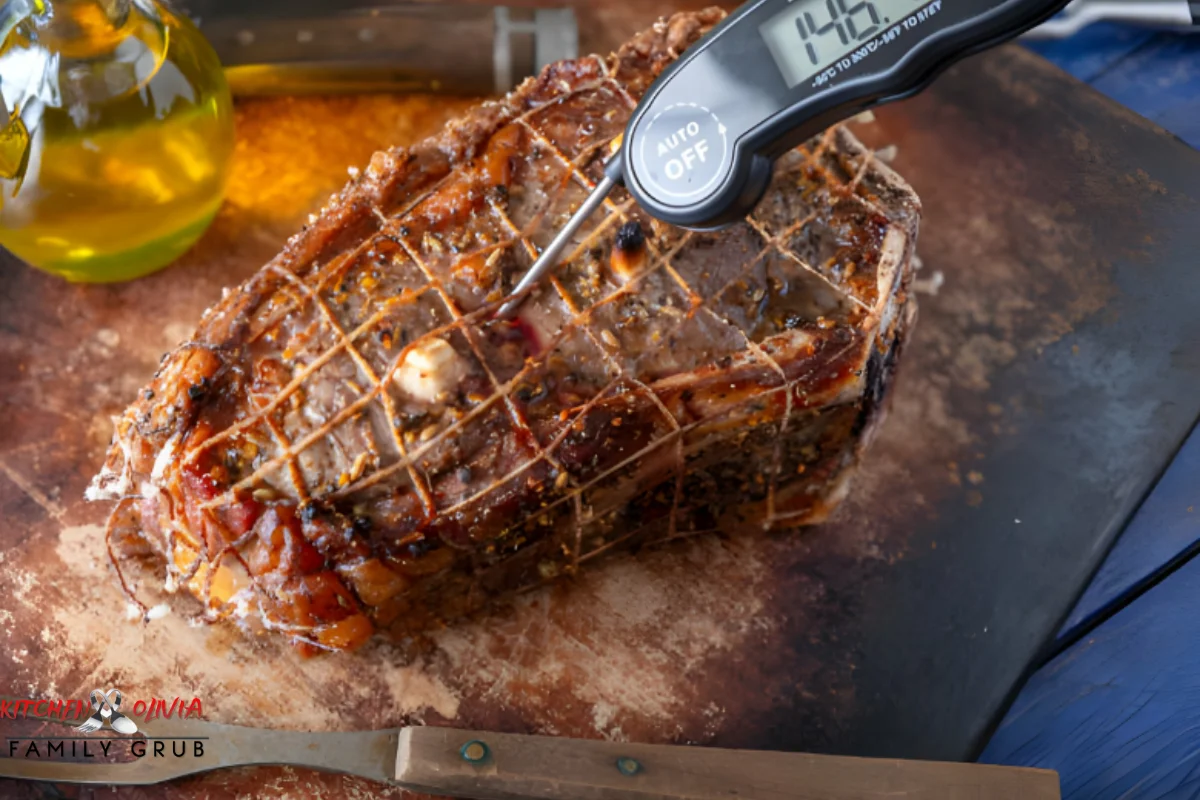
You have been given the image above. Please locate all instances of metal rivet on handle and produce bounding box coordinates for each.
[615,756,642,776]
[460,740,490,763]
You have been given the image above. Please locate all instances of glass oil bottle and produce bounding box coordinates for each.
[0,0,235,282]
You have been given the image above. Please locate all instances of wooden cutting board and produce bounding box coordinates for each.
[2,39,1199,799]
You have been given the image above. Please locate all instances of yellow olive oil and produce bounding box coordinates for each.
[0,0,234,282]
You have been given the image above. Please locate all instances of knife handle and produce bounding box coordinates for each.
[394,727,1060,800]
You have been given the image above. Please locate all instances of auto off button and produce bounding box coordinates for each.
[637,102,729,203]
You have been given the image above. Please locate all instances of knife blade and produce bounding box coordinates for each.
[0,715,398,786]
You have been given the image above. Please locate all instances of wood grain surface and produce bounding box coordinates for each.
[980,553,1200,799]
[397,727,1061,799]
[1026,23,1200,150]
[1056,422,1200,644]
[2,27,1200,800]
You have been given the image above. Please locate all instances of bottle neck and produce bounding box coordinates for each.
[1,0,165,112]
[26,0,134,57]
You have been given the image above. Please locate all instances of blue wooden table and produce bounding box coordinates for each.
[1022,24,1200,149]
[979,25,1200,797]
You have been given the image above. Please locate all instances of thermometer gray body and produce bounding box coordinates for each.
[617,0,1071,229]
[498,0,1069,317]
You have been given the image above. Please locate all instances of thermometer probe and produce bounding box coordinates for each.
[497,0,1070,318]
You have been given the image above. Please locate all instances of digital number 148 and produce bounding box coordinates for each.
[796,0,883,66]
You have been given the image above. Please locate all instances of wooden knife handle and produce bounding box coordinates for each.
[394,727,1060,800]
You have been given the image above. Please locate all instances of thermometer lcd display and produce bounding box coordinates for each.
[759,0,928,87]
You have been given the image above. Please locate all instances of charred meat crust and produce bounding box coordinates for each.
[91,8,921,652]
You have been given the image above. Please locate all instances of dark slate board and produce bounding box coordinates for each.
[1019,28,1200,650]
[980,552,1200,798]
[826,44,1200,761]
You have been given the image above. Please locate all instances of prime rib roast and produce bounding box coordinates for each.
[90,8,922,652]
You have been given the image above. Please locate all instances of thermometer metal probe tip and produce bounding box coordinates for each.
[495,173,618,320]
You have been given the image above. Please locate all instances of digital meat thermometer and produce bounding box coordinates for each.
[497,0,1070,318]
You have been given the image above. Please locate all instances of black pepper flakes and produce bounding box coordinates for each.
[187,377,210,402]
[615,220,645,253]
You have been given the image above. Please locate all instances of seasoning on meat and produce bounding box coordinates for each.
[89,8,921,652]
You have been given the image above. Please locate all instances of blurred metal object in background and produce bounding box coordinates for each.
[180,1,578,95]
[1023,0,1199,38]
[494,7,577,94]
